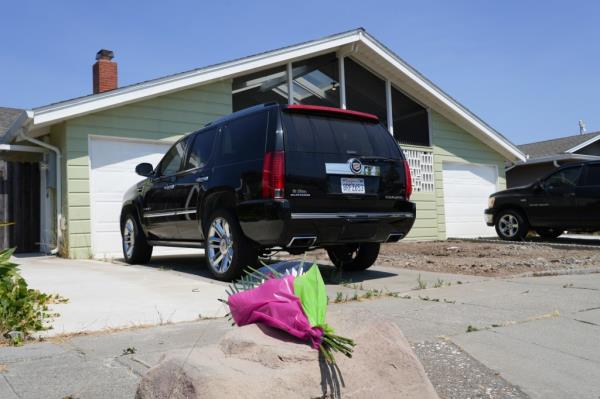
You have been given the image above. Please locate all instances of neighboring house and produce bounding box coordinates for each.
[0,29,525,259]
[0,107,44,252]
[507,132,600,187]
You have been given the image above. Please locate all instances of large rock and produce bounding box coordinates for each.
[136,308,439,399]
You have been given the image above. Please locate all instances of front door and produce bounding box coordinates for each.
[527,165,582,228]
[142,140,187,239]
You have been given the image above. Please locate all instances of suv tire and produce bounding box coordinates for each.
[204,209,257,281]
[536,228,563,239]
[495,209,528,241]
[326,243,380,271]
[122,212,153,264]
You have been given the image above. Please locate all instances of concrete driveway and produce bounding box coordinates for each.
[16,253,229,336]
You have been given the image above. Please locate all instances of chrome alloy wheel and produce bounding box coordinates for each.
[207,217,234,273]
[123,218,135,258]
[498,214,519,238]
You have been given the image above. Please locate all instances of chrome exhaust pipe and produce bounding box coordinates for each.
[386,233,405,243]
[287,236,317,248]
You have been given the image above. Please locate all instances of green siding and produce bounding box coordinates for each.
[431,111,506,240]
[403,111,506,240]
[61,81,232,258]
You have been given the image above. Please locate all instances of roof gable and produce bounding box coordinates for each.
[519,131,600,158]
[12,29,524,161]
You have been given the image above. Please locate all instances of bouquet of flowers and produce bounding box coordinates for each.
[220,261,355,364]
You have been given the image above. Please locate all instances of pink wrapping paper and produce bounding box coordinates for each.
[228,275,324,349]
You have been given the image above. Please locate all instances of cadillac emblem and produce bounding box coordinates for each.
[349,158,362,174]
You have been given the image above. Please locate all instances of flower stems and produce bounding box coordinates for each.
[320,332,355,364]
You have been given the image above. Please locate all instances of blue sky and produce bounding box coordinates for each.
[1,0,599,144]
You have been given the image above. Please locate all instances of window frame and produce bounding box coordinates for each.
[543,165,583,190]
[156,139,187,177]
[183,127,218,172]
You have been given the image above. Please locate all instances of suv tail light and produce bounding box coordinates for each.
[403,159,412,200]
[262,151,285,199]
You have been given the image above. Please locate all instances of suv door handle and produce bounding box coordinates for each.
[197,176,209,183]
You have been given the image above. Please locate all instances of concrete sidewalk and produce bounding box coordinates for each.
[4,255,600,398]
[16,254,229,336]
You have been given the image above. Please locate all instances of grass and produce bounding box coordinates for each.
[415,274,427,290]
[433,278,445,288]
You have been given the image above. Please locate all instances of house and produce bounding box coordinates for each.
[507,132,600,187]
[0,107,44,252]
[0,29,525,259]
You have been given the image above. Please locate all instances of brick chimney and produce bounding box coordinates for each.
[93,49,117,94]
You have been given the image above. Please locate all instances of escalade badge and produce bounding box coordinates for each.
[349,158,362,174]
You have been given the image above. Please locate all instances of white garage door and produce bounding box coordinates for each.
[442,162,498,238]
[89,136,194,258]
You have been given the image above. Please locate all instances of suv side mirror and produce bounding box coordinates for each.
[135,162,154,177]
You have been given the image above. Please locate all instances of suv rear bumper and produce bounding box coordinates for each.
[238,200,416,248]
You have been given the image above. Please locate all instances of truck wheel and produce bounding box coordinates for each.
[536,228,563,239]
[326,243,380,271]
[204,209,257,281]
[495,209,528,241]
[121,213,153,264]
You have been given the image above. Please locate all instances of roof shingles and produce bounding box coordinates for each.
[0,107,25,139]
[518,131,600,158]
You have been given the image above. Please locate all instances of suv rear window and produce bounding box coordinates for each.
[281,112,401,158]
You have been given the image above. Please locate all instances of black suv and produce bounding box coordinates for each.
[485,161,600,240]
[120,103,416,280]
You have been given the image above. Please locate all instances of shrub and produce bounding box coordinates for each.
[0,248,61,345]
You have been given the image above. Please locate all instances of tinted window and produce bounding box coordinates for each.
[157,141,186,176]
[186,128,217,169]
[282,112,401,159]
[583,164,600,186]
[292,53,340,108]
[218,112,268,164]
[345,58,387,125]
[391,86,430,146]
[545,167,581,189]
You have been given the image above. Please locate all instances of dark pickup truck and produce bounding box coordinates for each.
[485,161,600,240]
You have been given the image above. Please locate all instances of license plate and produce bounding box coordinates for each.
[341,177,365,194]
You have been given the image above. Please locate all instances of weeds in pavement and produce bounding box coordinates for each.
[334,292,344,303]
[415,274,427,290]
[466,325,480,333]
[433,279,445,288]
[562,283,573,288]
[121,347,137,356]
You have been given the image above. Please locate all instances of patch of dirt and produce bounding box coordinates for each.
[281,240,600,277]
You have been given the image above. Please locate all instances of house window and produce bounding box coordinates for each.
[344,58,387,124]
[291,53,340,107]
[391,86,430,146]
[233,66,288,111]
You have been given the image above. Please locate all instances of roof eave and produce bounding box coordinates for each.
[565,134,600,153]
[32,30,363,128]
[28,28,525,162]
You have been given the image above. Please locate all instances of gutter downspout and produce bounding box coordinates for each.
[18,128,62,255]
